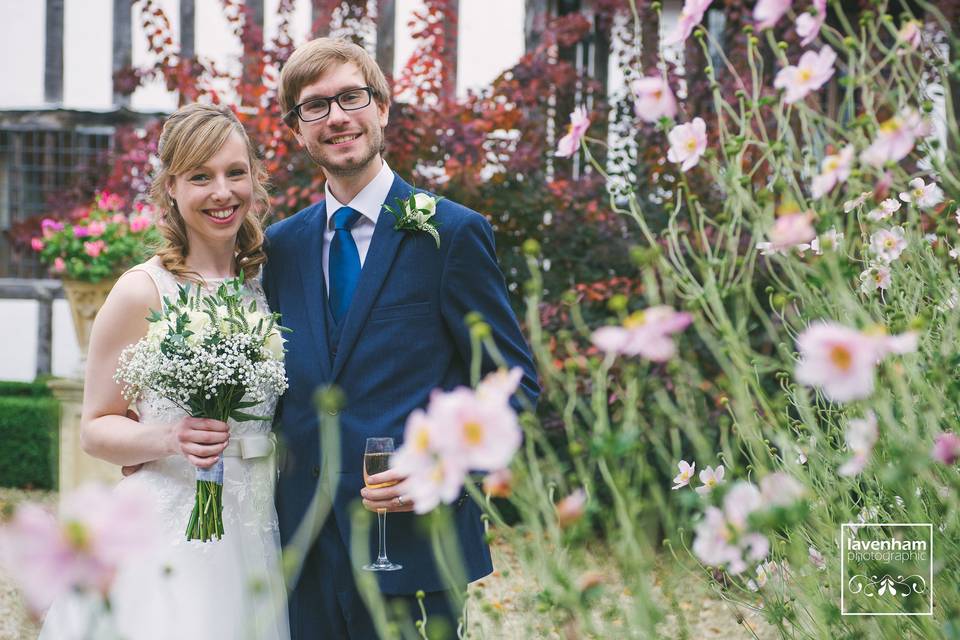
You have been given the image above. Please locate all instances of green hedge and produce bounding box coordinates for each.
[0,396,59,489]
[0,380,54,398]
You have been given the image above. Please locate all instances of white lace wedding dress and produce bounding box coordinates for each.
[39,259,290,640]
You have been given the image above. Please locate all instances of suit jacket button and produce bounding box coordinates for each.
[311,465,320,479]
[327,409,338,416]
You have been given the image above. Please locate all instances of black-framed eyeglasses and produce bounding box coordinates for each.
[285,87,374,124]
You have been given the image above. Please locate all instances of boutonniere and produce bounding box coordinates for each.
[384,192,442,249]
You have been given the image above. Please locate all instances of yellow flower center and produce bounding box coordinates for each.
[63,520,90,551]
[879,118,902,134]
[825,158,839,171]
[799,69,813,83]
[624,311,647,329]
[464,421,484,445]
[686,138,698,151]
[829,345,853,372]
[415,428,430,453]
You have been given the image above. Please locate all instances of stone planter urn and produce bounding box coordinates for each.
[61,277,117,374]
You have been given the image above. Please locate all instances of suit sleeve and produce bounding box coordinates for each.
[439,214,540,411]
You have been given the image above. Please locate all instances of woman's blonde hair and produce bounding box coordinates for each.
[149,103,269,282]
[279,37,391,128]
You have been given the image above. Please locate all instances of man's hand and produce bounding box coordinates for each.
[360,468,415,513]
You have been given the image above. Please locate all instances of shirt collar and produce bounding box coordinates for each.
[324,160,395,230]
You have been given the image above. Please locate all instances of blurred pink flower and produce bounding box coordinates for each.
[754,0,792,29]
[53,257,66,273]
[556,488,588,527]
[30,237,44,252]
[672,460,696,490]
[774,47,836,104]
[129,214,153,233]
[897,20,922,53]
[41,218,64,237]
[73,225,90,238]
[631,76,678,123]
[795,0,827,45]
[860,108,929,167]
[556,107,590,158]
[84,240,106,258]
[396,455,467,515]
[759,472,805,506]
[899,177,944,210]
[86,220,107,236]
[666,117,708,171]
[0,483,158,613]
[760,212,816,253]
[869,226,907,263]
[591,306,693,361]
[476,367,523,404]
[428,387,521,470]
[795,322,917,402]
[843,191,871,213]
[97,191,124,212]
[838,412,878,477]
[664,0,714,46]
[810,145,853,198]
[111,213,127,225]
[692,482,769,574]
[932,432,960,465]
[482,468,513,498]
[809,546,826,570]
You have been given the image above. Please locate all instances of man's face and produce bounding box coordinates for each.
[291,62,389,178]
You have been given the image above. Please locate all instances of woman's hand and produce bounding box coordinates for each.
[170,417,230,468]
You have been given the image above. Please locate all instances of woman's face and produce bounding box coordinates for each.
[168,130,253,248]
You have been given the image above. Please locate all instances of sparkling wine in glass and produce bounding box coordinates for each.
[362,437,402,571]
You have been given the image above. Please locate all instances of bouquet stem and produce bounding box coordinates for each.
[186,459,224,541]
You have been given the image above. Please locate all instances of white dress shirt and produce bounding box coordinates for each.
[322,160,396,292]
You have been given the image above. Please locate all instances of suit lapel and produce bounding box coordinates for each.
[330,175,414,381]
[296,202,333,381]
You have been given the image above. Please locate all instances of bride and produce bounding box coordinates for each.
[39,103,290,640]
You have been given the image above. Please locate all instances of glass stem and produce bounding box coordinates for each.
[377,509,388,564]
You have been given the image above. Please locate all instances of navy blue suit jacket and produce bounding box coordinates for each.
[262,173,539,595]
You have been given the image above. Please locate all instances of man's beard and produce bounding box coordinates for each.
[306,127,383,177]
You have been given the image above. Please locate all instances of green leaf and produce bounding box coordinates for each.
[230,410,269,422]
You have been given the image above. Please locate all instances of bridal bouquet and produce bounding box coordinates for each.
[114,278,289,541]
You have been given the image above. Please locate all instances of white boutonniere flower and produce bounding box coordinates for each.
[384,192,442,249]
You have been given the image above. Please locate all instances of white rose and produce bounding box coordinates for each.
[184,310,212,346]
[412,193,437,218]
[265,328,286,361]
[145,320,169,346]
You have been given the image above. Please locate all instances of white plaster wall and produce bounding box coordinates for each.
[64,0,113,109]
[0,0,45,107]
[0,299,79,381]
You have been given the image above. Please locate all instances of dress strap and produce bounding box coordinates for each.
[123,260,182,310]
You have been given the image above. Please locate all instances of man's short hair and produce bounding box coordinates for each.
[279,37,391,126]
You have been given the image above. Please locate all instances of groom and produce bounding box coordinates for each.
[262,37,539,639]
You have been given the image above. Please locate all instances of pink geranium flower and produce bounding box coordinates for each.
[0,483,158,613]
[591,306,693,361]
[932,432,960,465]
[53,257,66,273]
[795,322,918,402]
[556,107,590,158]
[41,218,64,237]
[664,0,714,46]
[754,0,792,29]
[860,108,929,167]
[838,412,878,476]
[774,47,837,104]
[796,0,827,45]
[30,237,44,252]
[86,220,107,236]
[667,117,708,171]
[96,191,124,212]
[73,225,90,238]
[84,240,106,258]
[810,145,854,198]
[631,76,678,123]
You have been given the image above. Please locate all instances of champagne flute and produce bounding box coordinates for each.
[362,437,402,571]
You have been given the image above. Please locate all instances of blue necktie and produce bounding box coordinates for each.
[328,206,362,324]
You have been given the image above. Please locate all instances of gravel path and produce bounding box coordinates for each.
[1,489,774,640]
